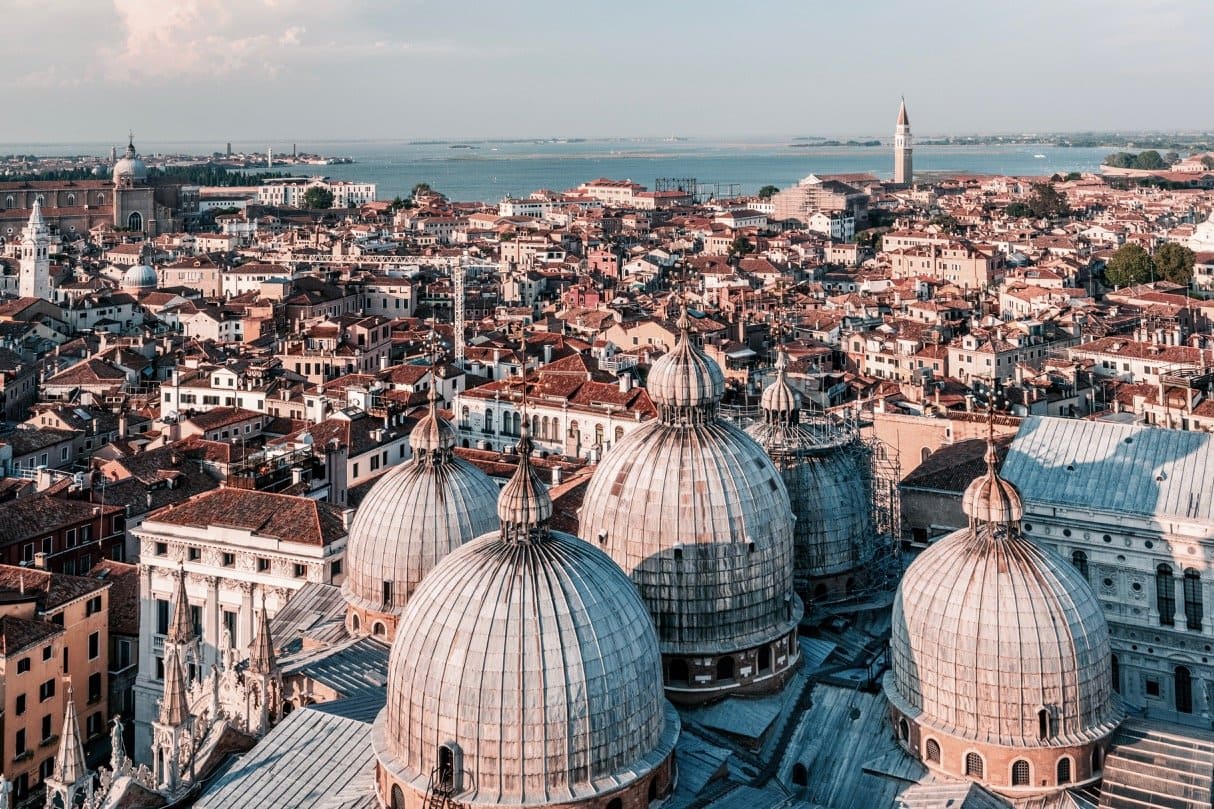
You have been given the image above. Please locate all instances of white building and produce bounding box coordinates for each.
[257,177,377,209]
[1004,416,1214,728]
[19,199,51,300]
[131,488,348,760]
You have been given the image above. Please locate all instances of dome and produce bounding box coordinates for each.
[122,263,157,290]
[408,387,457,456]
[886,444,1121,751]
[342,399,499,623]
[758,350,800,418]
[112,137,147,184]
[962,453,1024,525]
[375,425,678,806]
[645,304,725,419]
[580,312,801,665]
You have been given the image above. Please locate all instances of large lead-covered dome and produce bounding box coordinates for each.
[112,136,148,185]
[579,307,801,667]
[887,441,1121,751]
[342,393,499,628]
[375,426,678,807]
[747,351,875,596]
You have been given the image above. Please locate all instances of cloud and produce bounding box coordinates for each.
[101,0,312,81]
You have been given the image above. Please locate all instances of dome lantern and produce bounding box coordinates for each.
[760,347,800,425]
[645,301,726,425]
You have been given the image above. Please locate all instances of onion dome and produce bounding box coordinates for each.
[645,303,725,422]
[342,394,499,621]
[962,440,1024,525]
[112,135,147,185]
[887,433,1120,756]
[580,310,801,661]
[759,349,800,420]
[408,384,456,457]
[376,420,678,806]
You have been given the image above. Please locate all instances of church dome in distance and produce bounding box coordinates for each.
[375,424,678,807]
[341,390,499,638]
[112,136,148,185]
[122,262,158,290]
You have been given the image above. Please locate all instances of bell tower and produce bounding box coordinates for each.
[19,199,51,300]
[894,97,913,185]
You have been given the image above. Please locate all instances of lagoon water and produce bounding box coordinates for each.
[5,137,1111,203]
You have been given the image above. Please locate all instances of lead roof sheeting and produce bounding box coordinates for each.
[195,707,375,809]
[1003,416,1214,523]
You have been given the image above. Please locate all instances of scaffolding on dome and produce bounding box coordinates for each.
[721,396,903,611]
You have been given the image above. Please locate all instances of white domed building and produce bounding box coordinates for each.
[886,436,1122,796]
[112,137,148,187]
[342,390,499,640]
[579,307,802,704]
[372,423,679,809]
[747,351,876,603]
[120,243,159,293]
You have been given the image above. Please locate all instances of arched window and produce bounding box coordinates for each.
[531,414,538,437]
[898,718,909,742]
[668,659,688,684]
[35,194,44,205]
[1177,665,1194,714]
[1011,759,1030,786]
[350,613,360,633]
[965,752,984,778]
[511,411,520,436]
[390,784,405,809]
[1111,653,1120,693]
[791,763,808,787]
[3,195,12,209]
[128,211,143,231]
[921,447,931,463]
[1057,757,1072,784]
[615,426,624,442]
[1158,564,1176,626]
[568,419,579,438]
[372,622,386,637]
[759,645,772,673]
[648,778,659,802]
[1091,746,1102,774]
[716,656,734,681]
[925,738,940,763]
[1072,550,1089,581]
[1184,568,1203,631]
[438,744,455,786]
[65,193,75,206]
[484,410,493,432]
[606,799,622,809]
[1038,708,1050,739]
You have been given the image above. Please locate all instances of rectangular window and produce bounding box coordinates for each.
[17,657,30,673]
[156,598,170,635]
[223,610,238,647]
[294,563,306,578]
[88,631,100,660]
[155,542,167,556]
[65,528,77,548]
[41,537,52,555]
[190,605,203,638]
[86,595,102,616]
[188,547,200,561]
[1145,678,1161,697]
[222,552,235,567]
[15,729,26,755]
[155,656,164,681]
[88,672,102,703]
[330,560,342,578]
[257,557,270,572]
[41,715,52,743]
[39,679,55,702]
[16,694,26,715]
[42,645,52,662]
[116,639,132,670]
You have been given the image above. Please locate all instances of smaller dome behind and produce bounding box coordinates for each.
[122,263,158,290]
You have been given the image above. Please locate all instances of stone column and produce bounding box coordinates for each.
[239,581,255,650]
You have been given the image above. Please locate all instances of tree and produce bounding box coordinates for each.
[729,236,754,258]
[1164,151,1181,166]
[412,182,433,198]
[1005,202,1032,218]
[1104,243,1155,288]
[757,185,780,200]
[1153,242,1196,285]
[1202,155,1214,170]
[1133,150,1166,170]
[302,186,334,209]
[1025,182,1069,218]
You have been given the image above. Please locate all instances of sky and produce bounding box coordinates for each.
[2,0,1212,144]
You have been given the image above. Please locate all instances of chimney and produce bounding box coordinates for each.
[551,466,562,486]
[118,410,128,440]
[379,353,389,371]
[543,343,553,364]
[33,552,49,570]
[324,438,348,507]
[618,374,632,393]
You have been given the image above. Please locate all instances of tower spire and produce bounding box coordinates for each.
[47,683,92,807]
[167,564,194,646]
[248,592,276,676]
